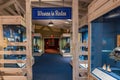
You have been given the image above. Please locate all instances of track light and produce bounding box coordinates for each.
[48,21,54,27]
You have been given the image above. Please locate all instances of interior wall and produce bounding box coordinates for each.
[91,23,103,71]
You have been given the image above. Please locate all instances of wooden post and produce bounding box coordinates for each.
[72,0,79,80]
[0,17,4,67]
[26,0,32,80]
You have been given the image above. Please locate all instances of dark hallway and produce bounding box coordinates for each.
[32,53,72,80]
[44,38,60,53]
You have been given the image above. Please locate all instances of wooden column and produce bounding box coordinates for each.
[26,0,32,80]
[72,0,79,80]
[0,17,4,67]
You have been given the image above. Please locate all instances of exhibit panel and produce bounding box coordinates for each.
[88,1,120,79]
[60,33,72,57]
[32,33,42,56]
[0,16,28,80]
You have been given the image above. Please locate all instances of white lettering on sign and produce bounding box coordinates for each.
[55,10,66,16]
[37,10,67,16]
[37,11,51,16]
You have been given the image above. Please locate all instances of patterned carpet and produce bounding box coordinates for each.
[32,53,72,80]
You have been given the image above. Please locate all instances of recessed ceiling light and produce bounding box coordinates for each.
[48,21,54,27]
[67,19,72,21]
[65,21,69,24]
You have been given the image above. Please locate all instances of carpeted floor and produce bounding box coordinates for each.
[45,49,60,54]
[32,53,72,80]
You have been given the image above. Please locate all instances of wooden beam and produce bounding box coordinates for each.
[14,2,21,15]
[3,76,27,80]
[79,0,92,3]
[15,0,25,14]
[26,0,33,80]
[0,10,10,15]
[6,7,18,15]
[72,0,79,80]
[0,0,15,11]
[42,1,72,7]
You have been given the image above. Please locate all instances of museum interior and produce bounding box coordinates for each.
[0,0,120,80]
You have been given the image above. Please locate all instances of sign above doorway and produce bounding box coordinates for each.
[32,7,72,19]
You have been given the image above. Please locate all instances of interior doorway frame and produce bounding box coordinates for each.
[43,37,60,53]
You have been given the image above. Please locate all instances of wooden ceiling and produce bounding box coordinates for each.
[0,0,93,29]
[0,0,25,16]
[32,0,93,29]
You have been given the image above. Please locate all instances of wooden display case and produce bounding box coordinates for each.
[60,33,72,57]
[88,0,120,79]
[32,33,43,56]
[79,15,88,80]
[0,16,27,80]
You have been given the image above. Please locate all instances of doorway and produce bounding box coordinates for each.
[44,38,60,53]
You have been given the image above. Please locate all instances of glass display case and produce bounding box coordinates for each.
[79,25,88,79]
[3,25,26,68]
[60,33,71,57]
[32,33,42,56]
[90,7,120,79]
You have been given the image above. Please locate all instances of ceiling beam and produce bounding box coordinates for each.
[79,0,92,3]
[14,3,21,15]
[0,0,15,11]
[6,7,18,15]
[14,0,25,14]
[79,10,87,16]
[42,1,72,7]
[0,10,10,15]
[32,2,87,11]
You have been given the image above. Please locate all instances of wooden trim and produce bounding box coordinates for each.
[72,0,79,80]
[0,51,26,55]
[14,0,25,14]
[6,7,18,15]
[14,3,21,15]
[26,0,33,80]
[0,59,26,64]
[3,76,27,80]
[0,16,25,26]
[8,42,27,46]
[88,22,91,76]
[88,0,120,22]
[0,68,24,76]
[0,0,15,11]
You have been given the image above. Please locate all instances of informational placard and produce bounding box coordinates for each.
[92,68,117,80]
[32,7,72,19]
